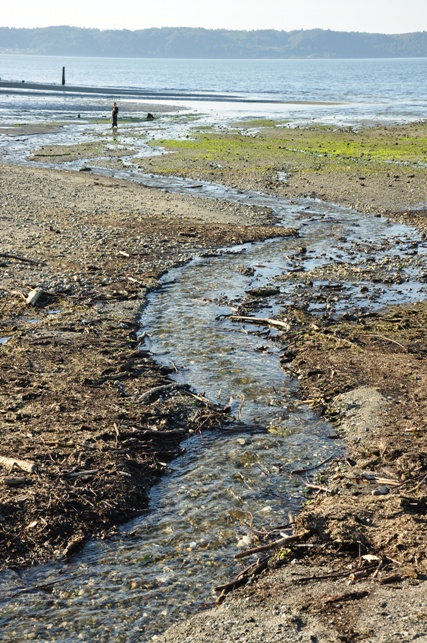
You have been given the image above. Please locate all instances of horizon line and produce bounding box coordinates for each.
[0,25,425,37]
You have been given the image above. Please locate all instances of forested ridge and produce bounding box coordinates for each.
[0,26,426,58]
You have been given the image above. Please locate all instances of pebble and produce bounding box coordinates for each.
[372,486,390,496]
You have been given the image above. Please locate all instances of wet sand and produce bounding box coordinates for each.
[0,79,341,106]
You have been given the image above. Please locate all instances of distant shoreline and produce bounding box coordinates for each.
[1,26,426,59]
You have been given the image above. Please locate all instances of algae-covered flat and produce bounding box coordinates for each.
[138,120,427,216]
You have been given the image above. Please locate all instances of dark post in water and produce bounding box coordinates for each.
[62,67,65,86]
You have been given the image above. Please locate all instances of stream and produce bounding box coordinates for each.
[1,169,427,641]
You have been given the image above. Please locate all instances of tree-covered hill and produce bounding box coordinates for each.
[0,26,426,58]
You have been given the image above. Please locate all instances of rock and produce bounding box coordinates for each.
[246,286,280,297]
[372,486,390,496]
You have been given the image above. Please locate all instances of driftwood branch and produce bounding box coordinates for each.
[290,454,336,475]
[215,558,269,599]
[234,530,311,559]
[3,476,29,486]
[324,590,369,604]
[365,333,408,352]
[378,573,403,585]
[6,287,45,305]
[116,428,186,441]
[184,389,220,409]
[26,287,44,306]
[229,316,290,331]
[297,562,377,583]
[138,383,183,403]
[303,481,332,494]
[62,469,99,479]
[0,455,36,474]
[0,252,44,265]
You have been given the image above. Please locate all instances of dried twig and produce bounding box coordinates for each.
[62,469,99,479]
[0,252,44,265]
[378,574,403,585]
[229,315,290,331]
[138,383,183,403]
[324,590,369,604]
[234,530,311,559]
[291,454,336,475]
[363,333,408,352]
[297,562,377,583]
[303,481,332,494]
[215,558,269,600]
[0,455,36,474]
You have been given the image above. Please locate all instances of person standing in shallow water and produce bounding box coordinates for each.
[111,101,119,128]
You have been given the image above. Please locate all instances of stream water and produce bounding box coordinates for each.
[1,167,427,641]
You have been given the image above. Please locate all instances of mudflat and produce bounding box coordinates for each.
[1,120,427,642]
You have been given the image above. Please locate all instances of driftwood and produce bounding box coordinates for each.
[62,469,98,479]
[378,573,403,585]
[33,152,72,158]
[26,287,43,306]
[229,315,290,331]
[304,481,332,494]
[3,476,29,486]
[234,530,311,559]
[0,455,36,474]
[297,562,378,583]
[117,428,186,441]
[185,389,219,409]
[215,557,269,600]
[365,333,408,352]
[290,454,336,475]
[0,252,43,265]
[138,383,183,403]
[324,590,369,604]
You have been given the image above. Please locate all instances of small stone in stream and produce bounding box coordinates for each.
[246,286,280,297]
[238,265,255,276]
[79,167,91,172]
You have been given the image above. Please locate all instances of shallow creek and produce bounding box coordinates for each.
[1,176,427,642]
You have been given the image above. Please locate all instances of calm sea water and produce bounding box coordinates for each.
[0,54,426,125]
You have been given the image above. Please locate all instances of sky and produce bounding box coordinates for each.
[1,0,426,34]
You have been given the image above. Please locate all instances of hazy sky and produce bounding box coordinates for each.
[2,0,426,34]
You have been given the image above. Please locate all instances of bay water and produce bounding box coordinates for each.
[0,54,426,125]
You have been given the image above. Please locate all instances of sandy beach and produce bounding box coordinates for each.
[1,119,427,641]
